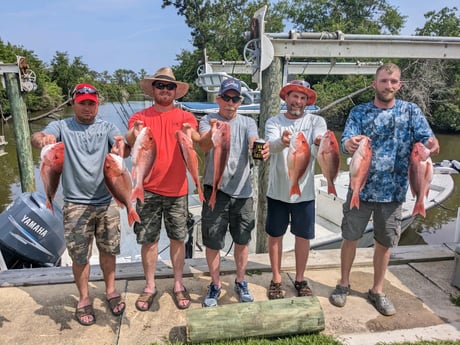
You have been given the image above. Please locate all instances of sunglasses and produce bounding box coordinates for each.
[154,82,177,91]
[290,80,311,88]
[220,94,243,103]
[72,86,98,96]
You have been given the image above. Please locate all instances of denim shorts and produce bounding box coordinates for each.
[201,186,255,250]
[134,191,188,244]
[63,201,120,265]
[265,197,315,240]
[341,189,402,248]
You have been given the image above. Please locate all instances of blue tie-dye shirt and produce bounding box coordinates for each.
[341,99,434,203]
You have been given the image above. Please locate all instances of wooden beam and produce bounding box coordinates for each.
[186,296,325,343]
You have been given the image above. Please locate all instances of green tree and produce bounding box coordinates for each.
[275,0,405,34]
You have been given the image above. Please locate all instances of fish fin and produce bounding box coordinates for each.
[328,183,337,197]
[197,185,205,202]
[289,184,301,202]
[46,199,54,214]
[412,202,426,218]
[350,192,360,210]
[131,186,144,204]
[127,208,141,226]
[208,188,217,211]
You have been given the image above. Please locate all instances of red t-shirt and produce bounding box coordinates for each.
[128,106,198,197]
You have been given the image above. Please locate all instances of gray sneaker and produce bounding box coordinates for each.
[202,284,221,307]
[367,290,396,316]
[234,281,254,303]
[329,284,350,307]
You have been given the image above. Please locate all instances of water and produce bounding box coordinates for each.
[0,103,459,249]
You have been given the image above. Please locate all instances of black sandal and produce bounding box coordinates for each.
[294,280,313,297]
[268,280,284,300]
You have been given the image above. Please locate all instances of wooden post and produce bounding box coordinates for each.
[186,296,325,343]
[4,73,36,192]
[255,57,283,254]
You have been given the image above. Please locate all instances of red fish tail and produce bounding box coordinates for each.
[350,192,360,210]
[197,185,205,202]
[131,185,144,204]
[208,189,217,210]
[412,201,426,218]
[127,208,141,226]
[46,199,54,214]
[289,184,301,201]
[328,183,337,197]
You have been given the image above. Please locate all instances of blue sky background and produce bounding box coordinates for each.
[0,1,458,75]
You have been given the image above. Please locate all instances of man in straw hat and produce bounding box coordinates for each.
[264,80,327,300]
[126,67,199,311]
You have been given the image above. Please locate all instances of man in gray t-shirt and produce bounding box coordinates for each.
[31,83,130,326]
[198,78,269,307]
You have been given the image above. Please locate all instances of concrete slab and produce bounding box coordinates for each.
[0,251,459,345]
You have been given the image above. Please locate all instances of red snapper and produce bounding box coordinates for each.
[209,121,231,210]
[40,142,64,213]
[176,130,204,202]
[409,142,433,218]
[287,131,310,202]
[349,136,372,210]
[131,126,156,203]
[317,130,340,196]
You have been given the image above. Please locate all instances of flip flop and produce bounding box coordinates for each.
[75,304,96,326]
[135,290,157,312]
[106,295,126,316]
[173,286,191,310]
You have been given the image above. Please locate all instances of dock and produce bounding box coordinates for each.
[0,244,459,344]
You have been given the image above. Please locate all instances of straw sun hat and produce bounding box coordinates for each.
[140,67,189,99]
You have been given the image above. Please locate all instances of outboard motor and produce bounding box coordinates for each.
[0,192,65,269]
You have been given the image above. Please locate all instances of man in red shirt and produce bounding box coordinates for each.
[126,67,199,311]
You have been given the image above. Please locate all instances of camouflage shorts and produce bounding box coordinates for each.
[134,191,188,244]
[63,201,121,265]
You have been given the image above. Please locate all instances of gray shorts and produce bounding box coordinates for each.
[134,191,188,244]
[341,189,402,248]
[202,186,255,250]
[63,201,121,265]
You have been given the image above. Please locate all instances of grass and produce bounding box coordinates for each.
[150,335,460,345]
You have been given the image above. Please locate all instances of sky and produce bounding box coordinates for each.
[0,1,458,75]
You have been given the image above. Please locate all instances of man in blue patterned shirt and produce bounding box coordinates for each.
[329,63,439,316]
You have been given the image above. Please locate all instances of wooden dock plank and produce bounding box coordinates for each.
[0,244,456,287]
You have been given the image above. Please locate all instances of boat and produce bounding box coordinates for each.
[309,171,455,250]
[178,71,319,118]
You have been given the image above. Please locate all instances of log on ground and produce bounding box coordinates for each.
[186,296,325,343]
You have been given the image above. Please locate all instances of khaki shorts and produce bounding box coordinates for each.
[63,201,121,265]
[134,191,188,244]
[341,189,402,248]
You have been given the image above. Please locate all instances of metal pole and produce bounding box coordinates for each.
[4,73,35,192]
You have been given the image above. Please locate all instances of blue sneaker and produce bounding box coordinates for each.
[202,283,221,307]
[234,280,254,303]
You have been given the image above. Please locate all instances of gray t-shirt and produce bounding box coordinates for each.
[199,113,258,198]
[43,116,120,204]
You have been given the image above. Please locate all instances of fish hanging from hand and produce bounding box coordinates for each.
[317,130,340,196]
[104,153,140,226]
[209,121,231,210]
[130,126,156,203]
[409,142,433,218]
[287,131,310,202]
[176,130,204,202]
[40,142,64,213]
[349,136,372,210]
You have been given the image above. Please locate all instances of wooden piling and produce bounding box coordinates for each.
[4,73,35,192]
[255,57,283,254]
[186,296,325,343]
